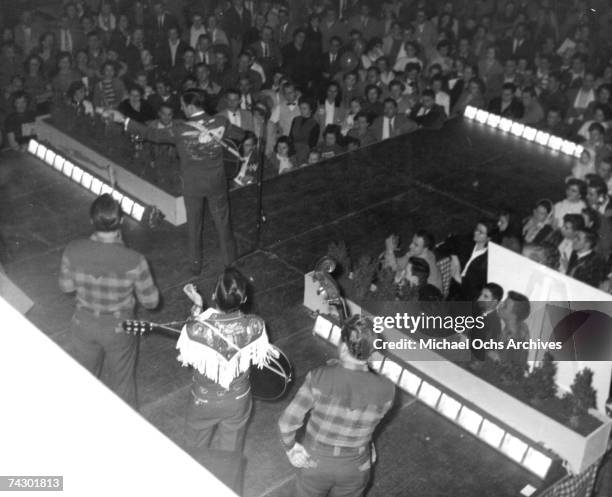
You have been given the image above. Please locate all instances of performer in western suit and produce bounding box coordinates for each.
[113,89,237,274]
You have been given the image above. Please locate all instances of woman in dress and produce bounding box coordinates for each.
[289,97,320,164]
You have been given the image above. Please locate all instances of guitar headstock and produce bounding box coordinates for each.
[313,256,342,306]
[122,320,154,335]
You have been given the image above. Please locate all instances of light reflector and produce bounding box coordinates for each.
[62,161,74,177]
[523,447,553,479]
[561,140,576,156]
[501,433,528,463]
[71,166,83,183]
[90,178,103,196]
[27,139,39,155]
[437,393,461,420]
[486,114,501,127]
[548,136,563,151]
[498,118,512,132]
[80,172,93,189]
[479,419,505,448]
[53,155,65,171]
[100,183,113,195]
[510,122,525,136]
[398,368,421,395]
[131,203,145,222]
[36,144,47,160]
[535,131,551,146]
[380,359,403,383]
[574,144,584,158]
[457,406,483,434]
[120,197,134,216]
[111,190,124,204]
[44,149,56,166]
[475,109,489,123]
[522,126,537,141]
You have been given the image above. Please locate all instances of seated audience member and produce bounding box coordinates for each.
[118,86,156,123]
[317,124,345,159]
[340,97,363,136]
[567,72,596,122]
[217,88,255,137]
[471,282,504,360]
[570,149,596,180]
[444,219,499,302]
[234,131,259,186]
[596,158,612,196]
[289,97,320,164]
[497,209,522,252]
[169,48,196,90]
[4,91,36,152]
[396,257,431,301]
[93,61,126,109]
[567,228,607,287]
[340,71,363,108]
[347,111,376,147]
[371,98,417,141]
[363,84,384,120]
[410,89,446,129]
[345,136,360,151]
[583,123,611,163]
[577,105,611,141]
[495,291,531,366]
[388,80,413,116]
[451,77,485,117]
[488,83,524,119]
[558,213,585,274]
[23,54,52,114]
[268,136,296,175]
[307,149,321,165]
[148,78,180,116]
[520,87,545,125]
[384,230,443,291]
[539,107,569,136]
[553,179,587,228]
[316,82,346,137]
[431,75,450,116]
[522,199,555,244]
[522,243,561,270]
[51,52,81,103]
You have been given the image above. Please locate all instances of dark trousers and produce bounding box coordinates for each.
[184,187,237,266]
[69,307,138,409]
[184,391,252,452]
[295,442,372,497]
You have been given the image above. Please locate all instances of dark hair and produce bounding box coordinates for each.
[522,243,560,270]
[502,82,517,93]
[588,122,605,135]
[408,256,430,284]
[414,229,435,249]
[323,124,341,140]
[563,213,585,231]
[340,315,376,360]
[421,89,435,99]
[274,135,294,155]
[582,207,601,231]
[213,267,248,312]
[477,218,500,242]
[90,194,122,232]
[181,89,207,110]
[354,110,371,124]
[240,130,258,153]
[566,178,587,197]
[587,176,608,197]
[578,228,599,250]
[507,291,530,321]
[535,199,553,214]
[67,81,85,100]
[483,282,504,302]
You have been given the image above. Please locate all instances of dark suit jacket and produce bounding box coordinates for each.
[321,51,343,80]
[410,104,446,129]
[488,97,525,119]
[223,7,252,40]
[439,234,488,302]
[145,12,179,48]
[499,37,534,63]
[370,114,418,141]
[567,251,607,287]
[249,40,282,78]
[155,39,190,71]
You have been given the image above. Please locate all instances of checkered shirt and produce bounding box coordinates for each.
[278,360,395,450]
[59,234,159,313]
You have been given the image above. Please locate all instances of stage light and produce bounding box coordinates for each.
[71,166,84,184]
[500,433,528,463]
[523,447,553,479]
[35,143,47,161]
[62,161,74,177]
[574,144,584,158]
[131,203,145,222]
[44,149,56,166]
[561,140,576,156]
[498,118,512,132]
[486,114,501,128]
[100,183,113,196]
[510,122,525,137]
[121,197,135,216]
[398,368,421,396]
[380,358,403,383]
[475,109,489,123]
[90,178,103,196]
[437,393,462,420]
[464,106,477,119]
[522,126,537,141]
[535,131,551,146]
[27,139,39,155]
[479,419,505,448]
[80,172,93,190]
[457,406,483,434]
[329,325,342,345]
[111,190,124,204]
[417,381,442,408]
[548,136,563,151]
[53,155,65,171]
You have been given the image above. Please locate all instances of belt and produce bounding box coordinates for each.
[192,387,251,404]
[305,436,367,457]
[76,305,130,318]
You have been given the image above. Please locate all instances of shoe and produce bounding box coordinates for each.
[190,260,202,276]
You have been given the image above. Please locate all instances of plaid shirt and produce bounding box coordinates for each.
[278,360,395,450]
[59,233,159,313]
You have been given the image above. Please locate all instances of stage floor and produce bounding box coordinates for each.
[0,118,572,496]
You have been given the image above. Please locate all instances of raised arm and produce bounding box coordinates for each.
[112,111,177,145]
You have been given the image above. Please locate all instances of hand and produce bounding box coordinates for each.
[183,283,203,308]
[111,110,126,124]
[286,443,318,468]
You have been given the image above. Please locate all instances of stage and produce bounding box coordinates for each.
[0,117,577,496]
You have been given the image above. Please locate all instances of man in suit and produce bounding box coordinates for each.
[586,177,612,256]
[315,82,347,141]
[195,34,215,65]
[348,4,383,42]
[412,9,437,56]
[321,36,343,83]
[14,9,43,56]
[113,90,237,273]
[275,7,295,49]
[567,229,607,287]
[216,88,255,134]
[499,23,533,63]
[250,26,281,83]
[224,0,252,56]
[273,82,301,136]
[471,282,504,361]
[488,83,524,119]
[57,14,86,55]
[156,26,190,72]
[148,77,181,115]
[410,89,446,129]
[147,1,179,50]
[371,98,418,141]
[320,7,347,52]
[170,48,196,90]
